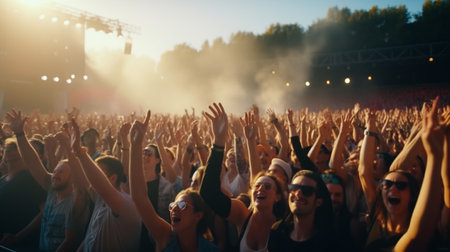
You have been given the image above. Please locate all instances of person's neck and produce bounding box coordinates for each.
[177,228,199,252]
[87,146,97,156]
[387,213,409,234]
[291,213,316,242]
[253,205,277,221]
[144,165,157,182]
[55,185,73,204]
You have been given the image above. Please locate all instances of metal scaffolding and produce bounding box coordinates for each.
[311,41,450,67]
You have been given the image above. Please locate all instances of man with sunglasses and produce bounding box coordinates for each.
[269,170,339,251]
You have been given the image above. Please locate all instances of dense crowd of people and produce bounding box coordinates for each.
[0,99,448,251]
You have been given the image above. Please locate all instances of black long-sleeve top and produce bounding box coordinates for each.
[290,136,319,173]
[200,148,231,218]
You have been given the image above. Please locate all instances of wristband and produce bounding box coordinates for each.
[212,144,225,152]
[364,129,378,138]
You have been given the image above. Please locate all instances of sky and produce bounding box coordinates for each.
[24,0,426,62]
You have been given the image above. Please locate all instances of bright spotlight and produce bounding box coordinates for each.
[63,20,70,26]
[326,80,331,85]
[285,82,290,87]
[41,75,47,81]
[305,81,311,87]
[428,57,434,62]
[39,14,45,20]
[51,17,58,23]
[83,75,88,80]
[344,77,351,85]
[66,79,72,84]
[71,74,75,79]
[53,77,60,82]
[271,70,276,75]
[368,75,373,81]
[75,23,83,29]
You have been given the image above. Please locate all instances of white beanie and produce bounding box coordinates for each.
[269,158,292,180]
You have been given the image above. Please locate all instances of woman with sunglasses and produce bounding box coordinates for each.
[200,103,287,252]
[268,170,335,251]
[359,110,420,251]
[129,111,218,252]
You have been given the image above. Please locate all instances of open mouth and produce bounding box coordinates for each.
[172,217,181,223]
[388,197,401,205]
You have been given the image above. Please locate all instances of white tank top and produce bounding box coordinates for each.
[239,218,269,252]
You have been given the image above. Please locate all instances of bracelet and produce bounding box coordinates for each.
[212,144,225,152]
[14,131,25,137]
[364,129,378,138]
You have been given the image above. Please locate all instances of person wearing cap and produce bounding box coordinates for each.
[268,158,292,185]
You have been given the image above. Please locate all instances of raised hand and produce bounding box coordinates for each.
[287,108,294,125]
[55,131,71,154]
[240,112,257,140]
[70,118,84,155]
[130,110,151,146]
[203,103,228,147]
[421,97,444,156]
[5,109,27,133]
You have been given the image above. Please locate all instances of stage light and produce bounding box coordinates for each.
[71,74,75,79]
[428,57,434,62]
[344,77,351,85]
[305,81,311,87]
[83,75,88,80]
[66,79,72,84]
[63,20,70,26]
[285,82,290,87]
[51,17,58,23]
[326,80,331,85]
[271,70,276,75]
[76,23,83,29]
[53,77,60,82]
[41,75,47,81]
[326,66,331,70]
[39,14,45,20]
[368,75,373,81]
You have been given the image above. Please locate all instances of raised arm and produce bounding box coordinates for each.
[5,109,50,190]
[308,117,332,173]
[154,123,177,183]
[200,103,250,227]
[129,111,171,250]
[71,118,124,215]
[267,109,290,162]
[358,110,378,210]
[329,110,354,182]
[287,109,318,172]
[395,97,444,251]
[241,112,261,182]
[44,134,58,172]
[191,120,209,166]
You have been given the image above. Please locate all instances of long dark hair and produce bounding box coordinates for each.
[372,170,419,229]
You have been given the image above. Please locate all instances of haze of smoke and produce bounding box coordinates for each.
[82,32,324,116]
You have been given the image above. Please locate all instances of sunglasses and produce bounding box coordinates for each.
[321,174,341,184]
[168,201,190,211]
[288,184,316,196]
[381,180,408,190]
[253,182,273,191]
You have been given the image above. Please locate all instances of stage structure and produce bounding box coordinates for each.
[0,0,138,113]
